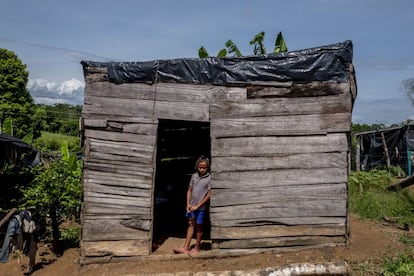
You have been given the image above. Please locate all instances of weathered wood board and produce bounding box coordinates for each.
[81,240,150,257]
[82,218,150,241]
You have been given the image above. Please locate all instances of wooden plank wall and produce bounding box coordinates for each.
[80,74,247,258]
[209,82,353,250]
[81,63,354,258]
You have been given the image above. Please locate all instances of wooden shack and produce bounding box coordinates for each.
[80,40,357,262]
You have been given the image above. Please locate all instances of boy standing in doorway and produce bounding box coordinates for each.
[174,156,211,254]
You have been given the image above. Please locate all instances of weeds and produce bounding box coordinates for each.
[349,168,414,227]
[349,167,414,274]
[382,253,414,275]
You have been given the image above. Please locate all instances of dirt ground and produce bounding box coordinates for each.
[1,213,413,276]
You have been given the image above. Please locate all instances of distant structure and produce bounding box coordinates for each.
[354,125,414,175]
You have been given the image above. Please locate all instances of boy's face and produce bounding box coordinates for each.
[197,161,208,176]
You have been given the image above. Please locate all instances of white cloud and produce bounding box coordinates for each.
[27,78,84,105]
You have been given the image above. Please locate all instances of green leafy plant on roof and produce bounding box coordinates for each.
[198,31,288,58]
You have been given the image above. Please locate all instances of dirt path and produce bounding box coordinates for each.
[1,214,411,275]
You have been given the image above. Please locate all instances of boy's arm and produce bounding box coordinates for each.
[186,185,193,212]
[194,190,211,210]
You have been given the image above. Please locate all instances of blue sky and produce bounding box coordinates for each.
[2,0,414,125]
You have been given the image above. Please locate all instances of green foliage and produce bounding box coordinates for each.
[273,32,288,53]
[0,49,31,104]
[349,169,414,272]
[349,169,414,226]
[225,39,243,57]
[37,103,82,136]
[351,123,386,134]
[60,226,80,248]
[217,48,227,58]
[1,117,13,135]
[400,235,414,246]
[198,31,288,58]
[21,159,81,221]
[382,254,414,275]
[198,46,209,58]
[20,151,82,251]
[0,49,41,139]
[250,31,266,55]
[34,131,80,154]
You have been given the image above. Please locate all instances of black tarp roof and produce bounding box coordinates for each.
[0,133,39,168]
[354,126,414,172]
[82,40,353,85]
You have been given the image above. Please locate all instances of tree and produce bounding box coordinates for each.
[0,49,42,139]
[20,143,81,253]
[403,78,414,106]
[198,31,288,58]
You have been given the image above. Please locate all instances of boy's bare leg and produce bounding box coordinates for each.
[194,224,203,251]
[183,218,195,250]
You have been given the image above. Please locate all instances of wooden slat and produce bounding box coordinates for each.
[212,133,348,156]
[84,183,151,198]
[83,159,154,177]
[81,240,150,257]
[211,224,345,239]
[84,95,211,122]
[211,93,352,119]
[83,170,152,189]
[83,119,108,128]
[154,101,210,122]
[154,83,246,102]
[246,82,349,98]
[85,129,156,146]
[82,218,150,241]
[88,151,152,164]
[84,121,158,136]
[210,113,351,138]
[82,114,157,124]
[122,123,157,135]
[89,139,154,155]
[210,198,347,220]
[212,168,347,188]
[212,152,347,173]
[216,236,345,249]
[210,216,346,227]
[84,96,155,117]
[85,82,247,102]
[83,194,151,208]
[85,82,155,100]
[211,183,347,207]
[83,202,150,217]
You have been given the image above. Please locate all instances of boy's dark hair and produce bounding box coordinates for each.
[195,155,210,172]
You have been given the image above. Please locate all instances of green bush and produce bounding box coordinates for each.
[60,226,80,248]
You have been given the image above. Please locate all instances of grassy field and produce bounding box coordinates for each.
[34,131,81,154]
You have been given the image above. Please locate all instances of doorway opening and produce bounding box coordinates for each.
[152,119,211,252]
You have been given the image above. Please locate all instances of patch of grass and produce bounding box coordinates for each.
[382,253,414,275]
[34,131,80,153]
[349,169,414,227]
[400,235,414,246]
[349,168,414,273]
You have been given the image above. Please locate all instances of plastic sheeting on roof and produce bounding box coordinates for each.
[81,40,353,85]
[0,133,40,167]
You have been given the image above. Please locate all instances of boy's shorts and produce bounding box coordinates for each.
[186,210,205,225]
